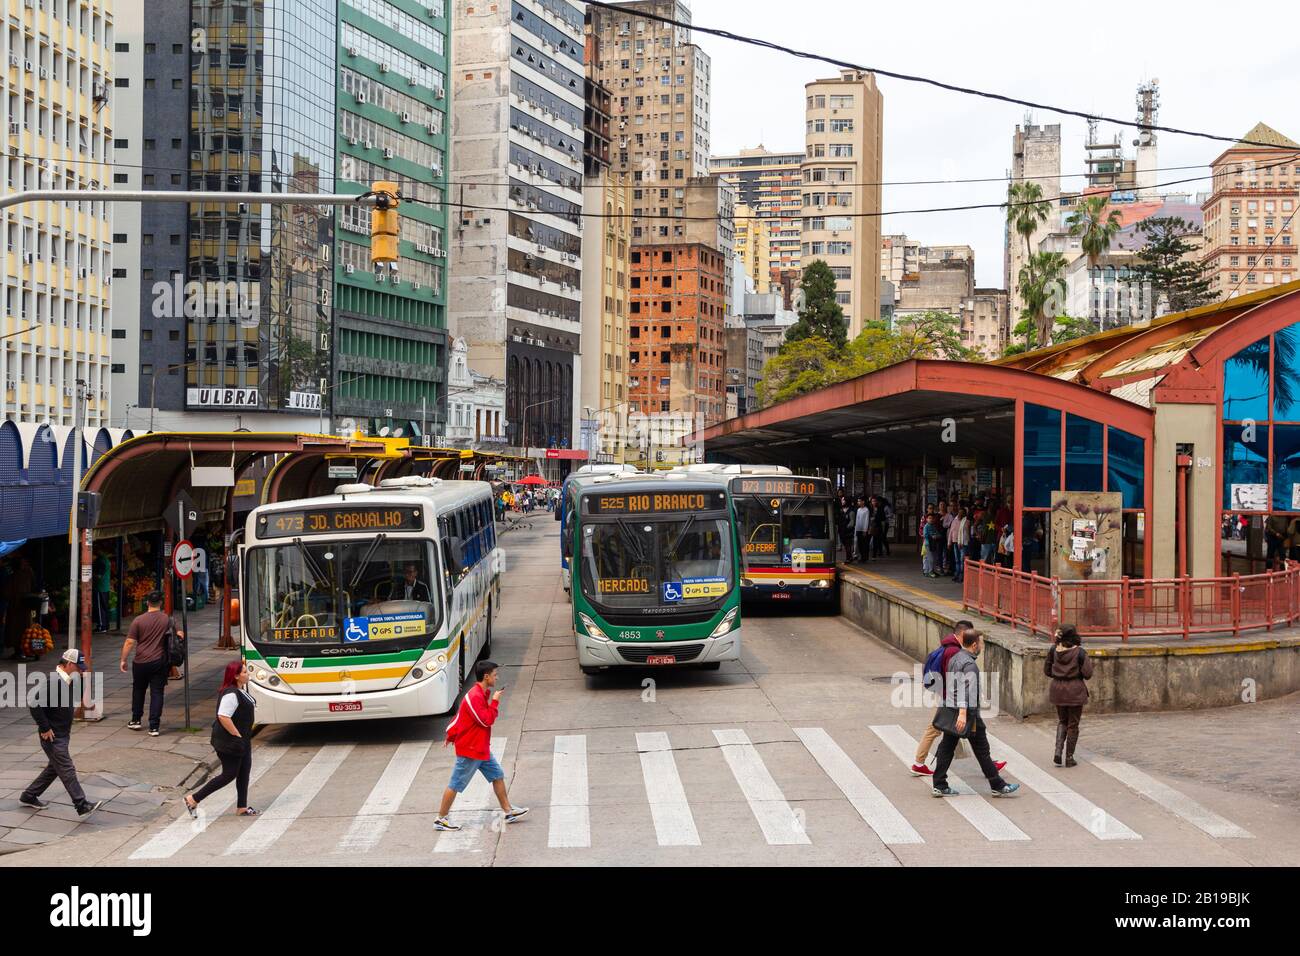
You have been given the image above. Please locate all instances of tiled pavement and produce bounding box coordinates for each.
[0,604,239,853]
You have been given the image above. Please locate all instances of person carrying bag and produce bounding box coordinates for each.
[1045,624,1094,767]
[184,661,259,818]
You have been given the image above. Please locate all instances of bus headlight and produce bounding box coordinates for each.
[254,668,270,683]
[740,577,753,588]
[811,578,832,589]
[709,607,739,638]
[578,613,608,641]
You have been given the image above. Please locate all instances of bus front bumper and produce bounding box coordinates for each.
[247,668,456,724]
[576,632,741,668]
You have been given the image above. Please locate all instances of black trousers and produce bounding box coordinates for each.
[856,531,871,561]
[872,526,890,556]
[131,658,169,730]
[1056,704,1083,756]
[193,747,253,808]
[933,720,1007,792]
[22,734,88,807]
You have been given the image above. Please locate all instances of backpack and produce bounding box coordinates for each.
[922,643,948,691]
[166,621,186,667]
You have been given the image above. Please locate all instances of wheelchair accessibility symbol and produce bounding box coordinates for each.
[662,582,683,603]
[344,618,370,643]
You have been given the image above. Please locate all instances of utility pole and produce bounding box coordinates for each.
[66,379,85,652]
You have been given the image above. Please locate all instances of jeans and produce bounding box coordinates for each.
[981,542,997,564]
[933,720,1006,792]
[922,547,935,575]
[193,747,253,808]
[952,547,965,581]
[447,755,505,793]
[131,658,169,730]
[1056,705,1083,757]
[23,734,88,808]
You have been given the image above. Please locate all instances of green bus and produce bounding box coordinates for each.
[566,472,741,674]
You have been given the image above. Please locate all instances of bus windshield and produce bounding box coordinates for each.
[580,514,733,610]
[736,496,835,567]
[245,538,442,651]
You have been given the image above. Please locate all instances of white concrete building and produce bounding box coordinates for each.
[450,0,586,454]
[443,337,505,449]
[3,0,115,428]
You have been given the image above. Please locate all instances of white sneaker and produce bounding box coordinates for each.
[433,816,461,831]
[504,806,530,823]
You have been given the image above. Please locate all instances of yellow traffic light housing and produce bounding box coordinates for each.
[370,181,400,264]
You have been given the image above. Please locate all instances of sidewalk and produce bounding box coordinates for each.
[0,604,239,853]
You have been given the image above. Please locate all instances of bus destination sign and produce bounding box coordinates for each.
[260,506,423,539]
[587,490,726,515]
[732,477,825,498]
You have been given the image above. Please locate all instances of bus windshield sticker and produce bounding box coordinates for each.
[345,613,427,643]
[260,506,423,538]
[683,577,727,598]
[661,581,683,603]
[791,548,824,569]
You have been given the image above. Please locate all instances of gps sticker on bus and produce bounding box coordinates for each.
[683,577,727,598]
[343,612,428,643]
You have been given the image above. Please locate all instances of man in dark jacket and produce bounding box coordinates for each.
[932,630,1019,798]
[910,621,971,776]
[19,650,103,816]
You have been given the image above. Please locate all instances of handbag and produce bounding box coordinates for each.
[166,621,186,667]
[932,706,975,738]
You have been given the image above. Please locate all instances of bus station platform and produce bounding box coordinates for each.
[834,554,1300,718]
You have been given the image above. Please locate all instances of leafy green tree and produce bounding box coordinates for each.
[756,336,841,407]
[1049,314,1099,344]
[864,311,978,365]
[785,260,848,350]
[1125,216,1215,315]
[1006,181,1052,262]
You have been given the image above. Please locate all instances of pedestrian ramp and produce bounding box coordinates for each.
[128,724,1252,862]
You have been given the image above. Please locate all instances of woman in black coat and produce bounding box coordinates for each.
[184,660,259,817]
[1045,625,1094,768]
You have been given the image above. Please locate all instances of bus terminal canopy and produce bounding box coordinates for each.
[699,360,1154,465]
[82,433,384,539]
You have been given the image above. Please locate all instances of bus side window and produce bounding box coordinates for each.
[482,500,495,550]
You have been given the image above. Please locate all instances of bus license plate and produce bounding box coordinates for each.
[646,655,676,665]
[329,701,363,713]
[772,592,792,600]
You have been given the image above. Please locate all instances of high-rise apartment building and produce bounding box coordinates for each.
[588,0,712,242]
[4,0,114,427]
[334,0,450,437]
[1005,123,1061,324]
[801,69,883,339]
[962,289,1009,360]
[733,201,773,294]
[114,0,338,431]
[449,0,586,452]
[628,243,726,426]
[580,24,631,463]
[880,234,920,289]
[711,147,803,293]
[1201,123,1299,302]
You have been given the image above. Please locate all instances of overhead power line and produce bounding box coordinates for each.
[585,0,1293,152]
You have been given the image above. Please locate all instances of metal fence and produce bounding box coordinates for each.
[962,560,1300,641]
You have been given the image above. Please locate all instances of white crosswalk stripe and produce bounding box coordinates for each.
[869,725,1030,842]
[226,744,354,856]
[636,732,700,847]
[434,736,509,854]
[713,728,810,845]
[129,746,288,861]
[338,741,432,853]
[548,735,590,848]
[1092,760,1253,839]
[795,727,923,845]
[986,734,1141,841]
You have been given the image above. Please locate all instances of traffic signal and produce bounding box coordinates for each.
[370,181,400,264]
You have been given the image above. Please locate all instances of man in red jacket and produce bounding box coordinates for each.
[434,660,528,831]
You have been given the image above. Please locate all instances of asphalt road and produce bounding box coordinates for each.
[8,517,1297,867]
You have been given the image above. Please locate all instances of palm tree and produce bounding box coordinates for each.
[1018,252,1068,348]
[1006,181,1053,322]
[1067,195,1123,329]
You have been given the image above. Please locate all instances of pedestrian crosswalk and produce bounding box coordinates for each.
[127,723,1253,862]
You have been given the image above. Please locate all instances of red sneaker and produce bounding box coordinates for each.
[995,760,1007,772]
[910,763,934,777]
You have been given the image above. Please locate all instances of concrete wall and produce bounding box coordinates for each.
[839,570,1300,718]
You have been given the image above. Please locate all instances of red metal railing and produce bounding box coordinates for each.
[962,560,1300,641]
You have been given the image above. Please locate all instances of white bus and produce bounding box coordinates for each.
[239,477,501,723]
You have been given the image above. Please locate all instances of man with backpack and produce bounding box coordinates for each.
[911,620,1006,778]
[434,660,529,831]
[932,630,1019,798]
[119,590,182,737]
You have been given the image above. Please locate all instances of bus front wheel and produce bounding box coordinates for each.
[481,606,493,658]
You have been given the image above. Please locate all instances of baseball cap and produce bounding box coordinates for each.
[60,649,87,671]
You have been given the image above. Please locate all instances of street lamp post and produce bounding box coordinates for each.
[521,397,561,476]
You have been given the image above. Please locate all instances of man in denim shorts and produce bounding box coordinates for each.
[435,660,528,831]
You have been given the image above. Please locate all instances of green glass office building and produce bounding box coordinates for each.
[334,0,450,435]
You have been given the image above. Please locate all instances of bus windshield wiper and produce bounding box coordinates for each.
[348,534,388,593]
[616,518,650,565]
[292,537,330,585]
[665,516,696,566]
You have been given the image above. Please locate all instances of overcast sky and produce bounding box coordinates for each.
[690,0,1300,287]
